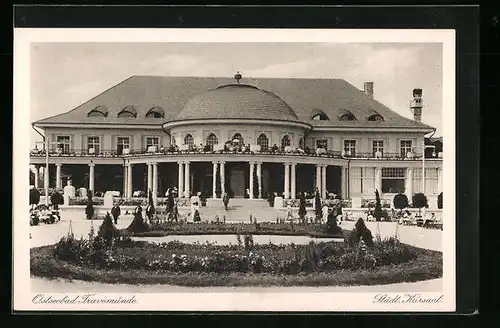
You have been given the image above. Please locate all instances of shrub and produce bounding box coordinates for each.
[314,191,322,219]
[97,212,119,246]
[347,218,374,247]
[50,191,64,210]
[193,209,201,222]
[373,190,383,222]
[243,234,254,251]
[126,211,150,233]
[298,192,307,222]
[412,193,428,216]
[29,188,40,207]
[437,192,443,209]
[325,211,343,236]
[393,193,409,210]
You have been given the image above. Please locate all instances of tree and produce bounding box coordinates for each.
[373,189,383,222]
[85,190,95,220]
[393,193,409,210]
[412,193,428,216]
[97,212,118,246]
[437,192,443,209]
[314,190,322,220]
[325,210,343,236]
[50,190,64,210]
[145,189,155,223]
[347,218,374,247]
[298,192,307,224]
[126,210,150,233]
[29,188,40,209]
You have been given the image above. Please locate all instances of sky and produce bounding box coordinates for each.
[30,42,443,145]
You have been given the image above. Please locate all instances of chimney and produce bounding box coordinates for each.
[410,88,423,122]
[363,82,374,98]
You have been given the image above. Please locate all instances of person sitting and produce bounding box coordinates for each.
[204,144,211,152]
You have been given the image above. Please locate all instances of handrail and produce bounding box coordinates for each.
[29,148,443,160]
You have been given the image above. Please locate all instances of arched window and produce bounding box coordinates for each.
[146,106,165,118]
[87,106,108,117]
[117,106,137,118]
[281,135,291,151]
[310,109,330,121]
[257,134,269,152]
[367,114,384,121]
[232,133,244,144]
[206,134,218,150]
[184,134,194,148]
[338,109,357,121]
[299,137,304,149]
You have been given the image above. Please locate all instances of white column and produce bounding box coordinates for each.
[322,164,327,199]
[291,163,296,199]
[212,161,218,198]
[315,164,321,194]
[123,165,127,197]
[284,163,290,199]
[127,164,133,198]
[184,161,190,198]
[375,167,382,193]
[257,162,262,199]
[340,166,346,199]
[406,168,413,200]
[438,167,443,193]
[220,161,226,194]
[249,161,254,199]
[34,166,39,188]
[147,162,153,193]
[43,166,49,193]
[178,161,184,198]
[89,163,95,192]
[56,163,62,188]
[152,162,158,205]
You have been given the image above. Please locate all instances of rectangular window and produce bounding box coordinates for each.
[344,140,356,156]
[372,140,384,157]
[400,140,413,158]
[56,136,71,154]
[87,136,100,154]
[116,137,130,155]
[381,167,406,194]
[362,167,376,195]
[146,137,160,149]
[413,168,439,194]
[349,167,362,195]
[316,139,328,150]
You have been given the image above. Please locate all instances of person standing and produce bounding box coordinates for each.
[222,191,230,211]
[111,203,121,224]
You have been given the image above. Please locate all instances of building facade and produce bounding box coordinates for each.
[30,74,443,207]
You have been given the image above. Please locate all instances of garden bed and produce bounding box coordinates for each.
[134,222,345,239]
[30,236,442,287]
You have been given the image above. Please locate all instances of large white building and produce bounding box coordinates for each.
[30,73,443,207]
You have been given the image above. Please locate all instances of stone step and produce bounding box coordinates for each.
[206,198,269,209]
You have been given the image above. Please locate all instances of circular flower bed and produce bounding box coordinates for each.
[30,234,442,287]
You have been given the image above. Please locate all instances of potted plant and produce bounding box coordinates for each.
[373,189,384,222]
[412,193,428,226]
[85,190,95,220]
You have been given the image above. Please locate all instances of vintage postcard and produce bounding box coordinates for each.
[13,28,455,312]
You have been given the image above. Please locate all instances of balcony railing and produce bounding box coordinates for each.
[29,147,443,160]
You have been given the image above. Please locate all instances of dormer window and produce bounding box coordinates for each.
[338,109,357,121]
[310,109,329,121]
[146,106,165,118]
[117,106,137,118]
[87,106,108,117]
[367,114,384,121]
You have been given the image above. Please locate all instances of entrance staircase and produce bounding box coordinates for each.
[199,198,279,223]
